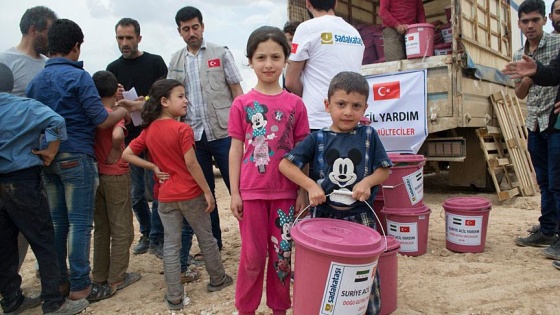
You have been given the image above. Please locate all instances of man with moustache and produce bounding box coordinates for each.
[0,6,57,97]
[107,18,167,258]
[549,0,560,33]
[0,5,58,274]
[168,6,243,273]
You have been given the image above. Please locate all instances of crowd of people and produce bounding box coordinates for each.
[2,0,560,314]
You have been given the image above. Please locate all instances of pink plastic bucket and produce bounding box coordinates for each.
[434,42,452,55]
[378,236,400,315]
[441,22,453,43]
[291,218,384,314]
[443,197,492,253]
[373,192,386,235]
[383,154,425,208]
[381,205,431,256]
[405,23,435,59]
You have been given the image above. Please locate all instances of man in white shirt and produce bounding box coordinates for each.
[285,0,365,130]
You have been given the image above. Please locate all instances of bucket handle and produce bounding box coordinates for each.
[382,183,404,189]
[291,193,388,252]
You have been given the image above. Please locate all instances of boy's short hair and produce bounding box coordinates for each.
[283,21,301,36]
[309,0,336,12]
[327,71,370,100]
[519,0,546,18]
[0,63,14,93]
[92,71,118,98]
[48,19,84,56]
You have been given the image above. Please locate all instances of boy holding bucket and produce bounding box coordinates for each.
[279,71,392,315]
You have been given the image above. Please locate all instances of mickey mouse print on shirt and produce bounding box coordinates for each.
[244,101,277,173]
[324,148,362,205]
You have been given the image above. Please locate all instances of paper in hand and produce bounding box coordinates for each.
[122,87,143,126]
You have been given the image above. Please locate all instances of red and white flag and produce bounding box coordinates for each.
[291,43,299,54]
[373,81,400,101]
[208,59,221,68]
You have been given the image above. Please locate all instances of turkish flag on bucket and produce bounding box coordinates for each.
[400,226,410,233]
[465,220,476,226]
[373,81,400,101]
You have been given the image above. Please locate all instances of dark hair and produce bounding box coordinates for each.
[283,21,301,36]
[327,71,369,100]
[309,0,336,12]
[92,71,118,98]
[48,19,84,56]
[552,0,560,13]
[246,26,291,60]
[0,63,14,93]
[19,6,57,34]
[175,6,203,27]
[141,79,184,127]
[115,17,140,36]
[519,0,546,18]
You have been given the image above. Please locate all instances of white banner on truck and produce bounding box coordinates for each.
[364,70,428,154]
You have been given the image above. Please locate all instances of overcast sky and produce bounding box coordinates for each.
[0,0,557,90]
[0,0,289,91]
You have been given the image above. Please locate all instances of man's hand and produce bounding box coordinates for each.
[32,148,56,166]
[554,101,560,114]
[502,55,537,79]
[396,24,408,34]
[116,83,124,101]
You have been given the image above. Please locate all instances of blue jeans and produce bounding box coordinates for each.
[528,130,560,235]
[43,153,97,292]
[0,167,65,313]
[180,133,231,263]
[130,162,163,245]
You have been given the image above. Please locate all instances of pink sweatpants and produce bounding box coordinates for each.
[235,199,295,314]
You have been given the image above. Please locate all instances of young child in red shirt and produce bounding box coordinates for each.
[91,71,140,300]
[122,79,232,311]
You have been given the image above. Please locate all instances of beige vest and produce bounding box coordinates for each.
[168,43,233,139]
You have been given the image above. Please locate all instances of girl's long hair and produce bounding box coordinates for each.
[141,79,183,128]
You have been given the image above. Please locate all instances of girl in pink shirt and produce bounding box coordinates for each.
[228,26,310,315]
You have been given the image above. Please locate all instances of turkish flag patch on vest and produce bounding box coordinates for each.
[208,59,221,68]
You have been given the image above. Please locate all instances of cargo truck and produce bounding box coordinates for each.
[288,0,525,188]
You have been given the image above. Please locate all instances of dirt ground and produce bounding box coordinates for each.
[17,171,560,314]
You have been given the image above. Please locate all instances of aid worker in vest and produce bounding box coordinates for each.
[168,6,243,262]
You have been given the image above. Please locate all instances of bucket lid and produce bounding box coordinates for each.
[407,23,435,29]
[291,218,383,258]
[383,235,401,252]
[381,205,431,216]
[443,197,492,211]
[388,153,425,164]
[434,42,452,49]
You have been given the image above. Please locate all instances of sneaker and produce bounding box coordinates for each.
[553,260,560,270]
[148,242,163,259]
[3,295,41,314]
[514,231,559,247]
[543,240,560,260]
[44,298,89,315]
[181,268,201,283]
[207,274,233,292]
[132,235,150,255]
